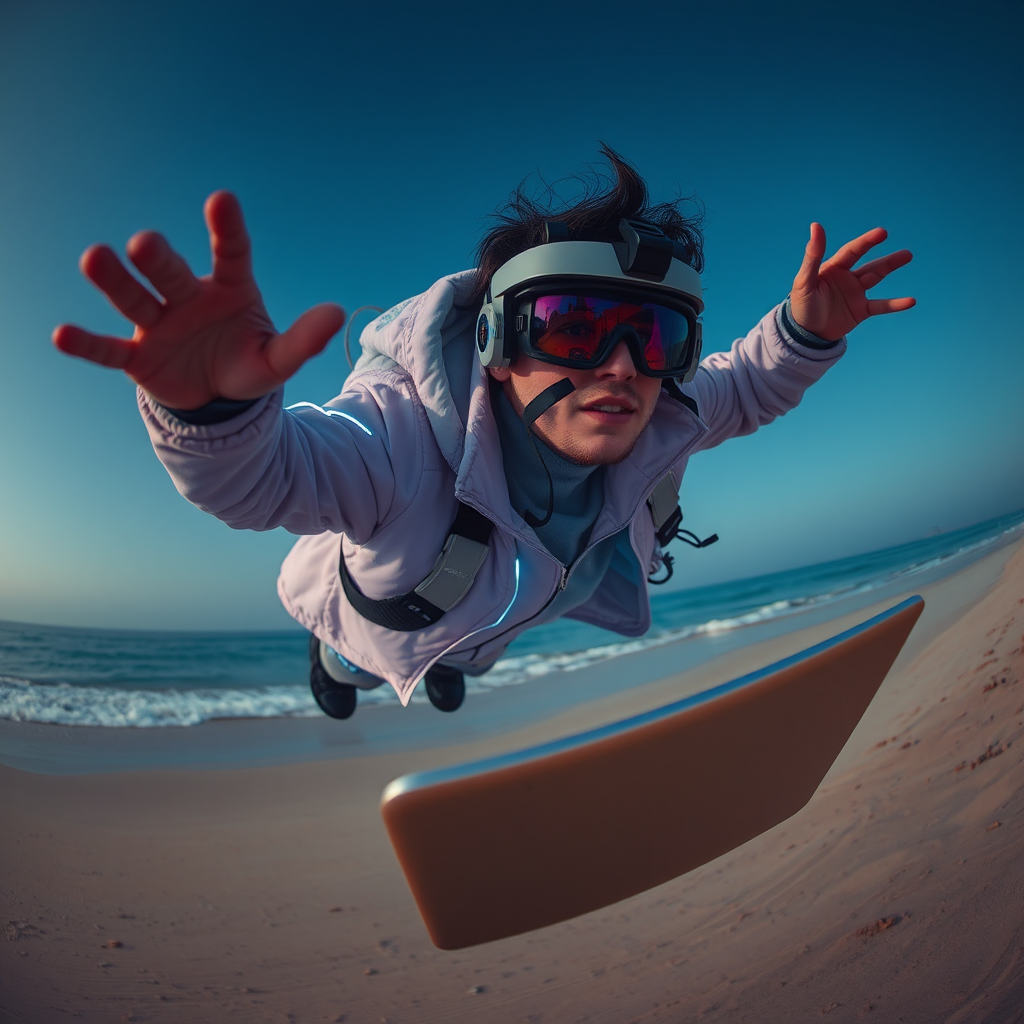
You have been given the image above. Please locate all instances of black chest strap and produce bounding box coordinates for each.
[339,502,493,632]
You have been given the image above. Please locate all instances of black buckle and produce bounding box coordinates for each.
[615,219,673,282]
[655,506,683,548]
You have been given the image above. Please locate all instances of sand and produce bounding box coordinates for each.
[2,541,1023,1024]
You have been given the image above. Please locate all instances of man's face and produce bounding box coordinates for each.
[489,340,663,465]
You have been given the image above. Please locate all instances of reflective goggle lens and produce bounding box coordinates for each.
[528,294,694,376]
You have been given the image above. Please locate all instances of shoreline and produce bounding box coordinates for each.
[1,534,1020,777]
[2,539,1022,1022]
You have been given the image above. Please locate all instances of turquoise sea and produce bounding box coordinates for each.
[2,508,1022,729]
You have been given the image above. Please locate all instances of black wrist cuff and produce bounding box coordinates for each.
[781,298,841,350]
[161,396,260,425]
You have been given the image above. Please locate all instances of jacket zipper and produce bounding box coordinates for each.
[441,417,706,666]
[452,554,573,661]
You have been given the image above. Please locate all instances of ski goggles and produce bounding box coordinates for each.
[511,289,700,379]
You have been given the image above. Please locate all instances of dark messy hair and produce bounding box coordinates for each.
[469,144,704,309]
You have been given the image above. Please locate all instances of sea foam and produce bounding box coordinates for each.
[2,510,1022,728]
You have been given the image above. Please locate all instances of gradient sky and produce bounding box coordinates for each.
[1,0,1022,630]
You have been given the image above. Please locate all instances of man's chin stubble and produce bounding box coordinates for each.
[538,421,648,467]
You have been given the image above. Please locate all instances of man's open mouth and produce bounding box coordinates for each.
[581,399,634,415]
[580,396,637,415]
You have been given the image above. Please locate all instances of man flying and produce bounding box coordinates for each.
[53,149,914,718]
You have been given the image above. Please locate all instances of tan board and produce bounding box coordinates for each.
[381,596,924,949]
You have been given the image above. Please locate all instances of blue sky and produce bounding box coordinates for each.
[1,0,1022,630]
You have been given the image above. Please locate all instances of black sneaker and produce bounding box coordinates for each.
[308,634,357,720]
[424,663,465,713]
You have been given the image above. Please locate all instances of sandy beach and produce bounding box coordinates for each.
[2,540,1023,1024]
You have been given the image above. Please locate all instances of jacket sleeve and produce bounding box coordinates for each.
[686,303,846,452]
[137,373,424,541]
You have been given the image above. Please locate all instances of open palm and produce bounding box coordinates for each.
[53,192,345,410]
[789,224,915,342]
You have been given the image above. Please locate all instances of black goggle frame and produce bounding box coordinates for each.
[509,279,701,379]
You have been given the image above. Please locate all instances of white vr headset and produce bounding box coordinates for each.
[475,219,704,382]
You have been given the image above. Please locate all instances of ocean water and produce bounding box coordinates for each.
[2,509,1022,729]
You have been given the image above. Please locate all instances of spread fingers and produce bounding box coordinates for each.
[854,249,914,290]
[865,296,917,316]
[205,191,254,286]
[52,324,136,370]
[126,231,201,303]
[79,245,163,328]
[825,227,890,271]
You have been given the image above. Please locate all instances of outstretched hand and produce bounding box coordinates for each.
[53,192,346,410]
[789,224,915,342]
